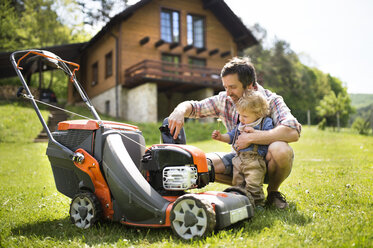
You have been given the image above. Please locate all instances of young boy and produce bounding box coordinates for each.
[212,90,273,206]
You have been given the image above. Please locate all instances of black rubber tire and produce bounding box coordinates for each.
[223,186,256,208]
[170,194,216,240]
[69,192,102,229]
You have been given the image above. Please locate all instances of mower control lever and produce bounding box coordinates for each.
[16,86,24,98]
[72,152,85,164]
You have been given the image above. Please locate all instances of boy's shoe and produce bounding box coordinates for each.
[265,191,289,209]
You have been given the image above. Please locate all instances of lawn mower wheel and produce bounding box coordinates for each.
[69,192,102,229]
[170,194,216,240]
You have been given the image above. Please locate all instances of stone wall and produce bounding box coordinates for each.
[122,83,157,123]
[0,85,39,100]
[90,86,121,117]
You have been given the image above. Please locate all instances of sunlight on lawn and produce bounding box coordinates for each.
[0,126,372,247]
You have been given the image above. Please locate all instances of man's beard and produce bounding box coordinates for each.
[229,94,239,103]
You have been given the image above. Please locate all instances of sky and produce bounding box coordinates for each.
[223,0,373,94]
[86,0,373,94]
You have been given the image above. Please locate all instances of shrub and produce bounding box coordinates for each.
[352,117,371,135]
[318,118,327,130]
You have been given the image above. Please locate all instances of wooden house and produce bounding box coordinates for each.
[70,0,257,122]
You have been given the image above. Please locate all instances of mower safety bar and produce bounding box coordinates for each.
[10,50,75,158]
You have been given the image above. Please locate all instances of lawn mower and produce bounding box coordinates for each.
[10,50,254,240]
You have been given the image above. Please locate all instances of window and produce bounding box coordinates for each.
[187,14,205,48]
[162,54,181,78]
[189,57,206,78]
[160,9,180,43]
[92,62,98,86]
[189,57,206,67]
[162,54,181,64]
[105,100,110,115]
[105,51,113,78]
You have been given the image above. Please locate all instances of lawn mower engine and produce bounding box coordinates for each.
[142,145,211,193]
[141,120,214,195]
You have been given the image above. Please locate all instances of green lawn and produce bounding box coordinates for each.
[0,102,372,247]
[0,101,49,143]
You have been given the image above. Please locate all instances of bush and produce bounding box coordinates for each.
[318,118,327,130]
[352,117,371,135]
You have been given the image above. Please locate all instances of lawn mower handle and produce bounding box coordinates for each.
[10,50,75,158]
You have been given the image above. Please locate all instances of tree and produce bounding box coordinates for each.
[245,24,354,126]
[77,0,129,26]
[316,91,351,131]
[246,36,320,124]
[0,0,20,51]
[0,0,91,101]
[0,0,89,52]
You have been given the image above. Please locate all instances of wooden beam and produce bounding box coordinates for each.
[220,51,231,58]
[183,44,193,52]
[154,39,165,48]
[169,42,179,50]
[209,48,219,56]
[139,36,150,46]
[196,47,206,54]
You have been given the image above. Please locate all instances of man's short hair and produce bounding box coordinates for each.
[236,90,269,118]
[220,57,257,88]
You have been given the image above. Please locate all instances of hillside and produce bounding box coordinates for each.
[349,93,373,109]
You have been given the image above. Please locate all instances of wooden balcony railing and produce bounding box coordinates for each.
[124,60,223,90]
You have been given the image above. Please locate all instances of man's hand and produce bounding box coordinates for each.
[243,126,255,133]
[168,102,193,139]
[234,127,255,149]
[235,132,253,149]
[212,130,222,141]
[168,109,185,139]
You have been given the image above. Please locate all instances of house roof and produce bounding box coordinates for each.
[0,0,257,80]
[202,0,258,50]
[0,42,86,79]
[83,0,258,51]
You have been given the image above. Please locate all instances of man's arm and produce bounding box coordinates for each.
[235,125,299,149]
[168,101,193,139]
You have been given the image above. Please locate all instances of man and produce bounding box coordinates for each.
[168,57,301,209]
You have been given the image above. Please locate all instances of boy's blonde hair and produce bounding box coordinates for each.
[236,90,269,118]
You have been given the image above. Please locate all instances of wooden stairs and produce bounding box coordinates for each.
[34,106,68,142]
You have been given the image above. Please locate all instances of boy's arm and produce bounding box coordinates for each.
[212,130,231,143]
[219,133,231,143]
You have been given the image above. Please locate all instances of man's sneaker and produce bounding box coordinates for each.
[265,191,289,209]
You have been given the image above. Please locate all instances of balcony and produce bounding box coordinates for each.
[124,60,223,92]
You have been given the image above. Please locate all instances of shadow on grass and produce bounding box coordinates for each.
[11,203,311,245]
[10,217,175,246]
[220,202,312,236]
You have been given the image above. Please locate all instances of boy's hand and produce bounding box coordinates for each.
[212,130,221,141]
[243,126,255,133]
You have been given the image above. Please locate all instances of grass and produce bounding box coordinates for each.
[0,102,372,247]
[0,100,49,143]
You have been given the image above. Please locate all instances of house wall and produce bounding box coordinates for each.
[119,0,237,83]
[70,32,118,102]
[71,0,240,122]
[123,83,158,122]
